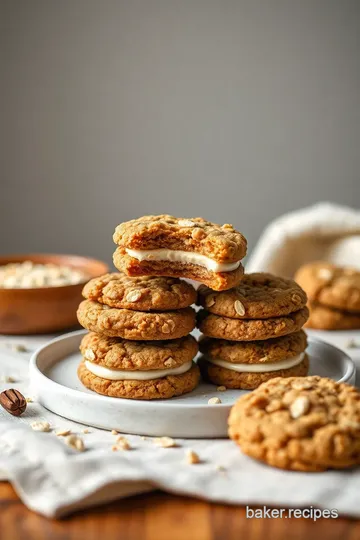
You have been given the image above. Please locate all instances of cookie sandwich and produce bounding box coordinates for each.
[197,273,309,389]
[113,215,247,291]
[77,273,200,399]
[295,262,360,330]
[229,376,360,471]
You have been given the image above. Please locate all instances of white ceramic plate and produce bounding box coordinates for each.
[29,329,356,438]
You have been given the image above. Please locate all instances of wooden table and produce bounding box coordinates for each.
[1,482,359,540]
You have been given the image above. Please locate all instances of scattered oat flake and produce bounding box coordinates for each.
[346,339,359,349]
[115,437,131,450]
[289,396,310,419]
[0,375,16,383]
[65,435,85,452]
[10,344,28,353]
[31,421,51,432]
[26,397,34,403]
[217,386,226,392]
[154,436,177,448]
[56,429,71,437]
[111,429,118,435]
[208,397,221,405]
[186,450,200,464]
[216,465,226,472]
[82,428,90,434]
[141,436,147,440]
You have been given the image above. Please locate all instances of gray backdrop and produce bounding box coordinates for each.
[1,0,360,266]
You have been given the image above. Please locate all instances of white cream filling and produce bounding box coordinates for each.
[205,353,305,373]
[126,248,240,273]
[84,360,192,381]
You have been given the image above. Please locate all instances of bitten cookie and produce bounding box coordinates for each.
[305,304,360,330]
[80,332,198,370]
[78,360,200,400]
[82,272,196,311]
[77,299,196,340]
[295,262,360,313]
[198,354,309,390]
[198,273,307,319]
[113,215,247,291]
[228,376,360,471]
[197,307,309,341]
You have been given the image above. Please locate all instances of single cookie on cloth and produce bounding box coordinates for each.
[82,272,196,311]
[113,215,247,291]
[197,307,309,341]
[78,360,200,400]
[80,332,198,370]
[198,273,307,319]
[305,304,360,330]
[228,376,360,471]
[198,331,308,390]
[77,299,195,340]
[295,262,360,313]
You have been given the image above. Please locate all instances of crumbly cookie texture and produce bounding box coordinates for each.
[199,331,307,364]
[305,303,360,330]
[113,215,247,263]
[228,376,360,471]
[82,272,196,311]
[295,261,360,313]
[197,273,307,319]
[113,247,244,292]
[78,361,200,399]
[80,332,198,370]
[199,354,309,390]
[197,307,309,341]
[77,300,195,340]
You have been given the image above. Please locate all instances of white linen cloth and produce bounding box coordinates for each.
[247,202,360,276]
[1,201,360,518]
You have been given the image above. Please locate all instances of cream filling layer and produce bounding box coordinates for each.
[205,352,305,373]
[84,360,192,381]
[126,248,241,273]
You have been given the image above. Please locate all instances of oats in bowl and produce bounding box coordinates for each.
[0,261,87,289]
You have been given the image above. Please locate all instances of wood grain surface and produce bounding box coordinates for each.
[0,482,359,540]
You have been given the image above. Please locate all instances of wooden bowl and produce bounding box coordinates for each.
[0,254,109,335]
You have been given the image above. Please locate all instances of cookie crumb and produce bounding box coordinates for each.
[115,436,131,450]
[216,465,226,472]
[31,421,51,432]
[26,397,34,403]
[56,429,71,437]
[346,339,359,349]
[186,450,200,464]
[111,429,118,435]
[141,436,147,440]
[0,375,16,383]
[65,435,85,452]
[217,386,226,392]
[82,428,90,434]
[10,344,28,353]
[208,397,221,405]
[154,436,177,448]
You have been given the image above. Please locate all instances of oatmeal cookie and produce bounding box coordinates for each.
[80,332,198,370]
[295,262,360,313]
[78,360,200,399]
[305,304,360,330]
[77,300,195,340]
[228,376,360,471]
[197,273,307,319]
[82,272,196,311]
[197,307,309,341]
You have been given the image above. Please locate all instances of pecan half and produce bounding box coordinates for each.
[0,389,27,416]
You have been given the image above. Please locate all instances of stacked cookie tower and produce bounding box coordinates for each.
[77,273,200,400]
[197,273,310,389]
[295,262,360,330]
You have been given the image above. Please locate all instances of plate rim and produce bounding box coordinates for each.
[29,329,356,409]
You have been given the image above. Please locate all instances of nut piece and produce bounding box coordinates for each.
[31,421,51,432]
[56,429,71,437]
[125,290,142,303]
[178,219,196,227]
[84,348,96,361]
[289,396,310,419]
[65,435,85,451]
[186,450,200,464]
[154,436,177,448]
[208,397,221,405]
[234,300,246,316]
[0,389,27,416]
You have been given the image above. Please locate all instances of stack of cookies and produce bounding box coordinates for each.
[76,273,200,399]
[295,262,360,330]
[197,273,310,389]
